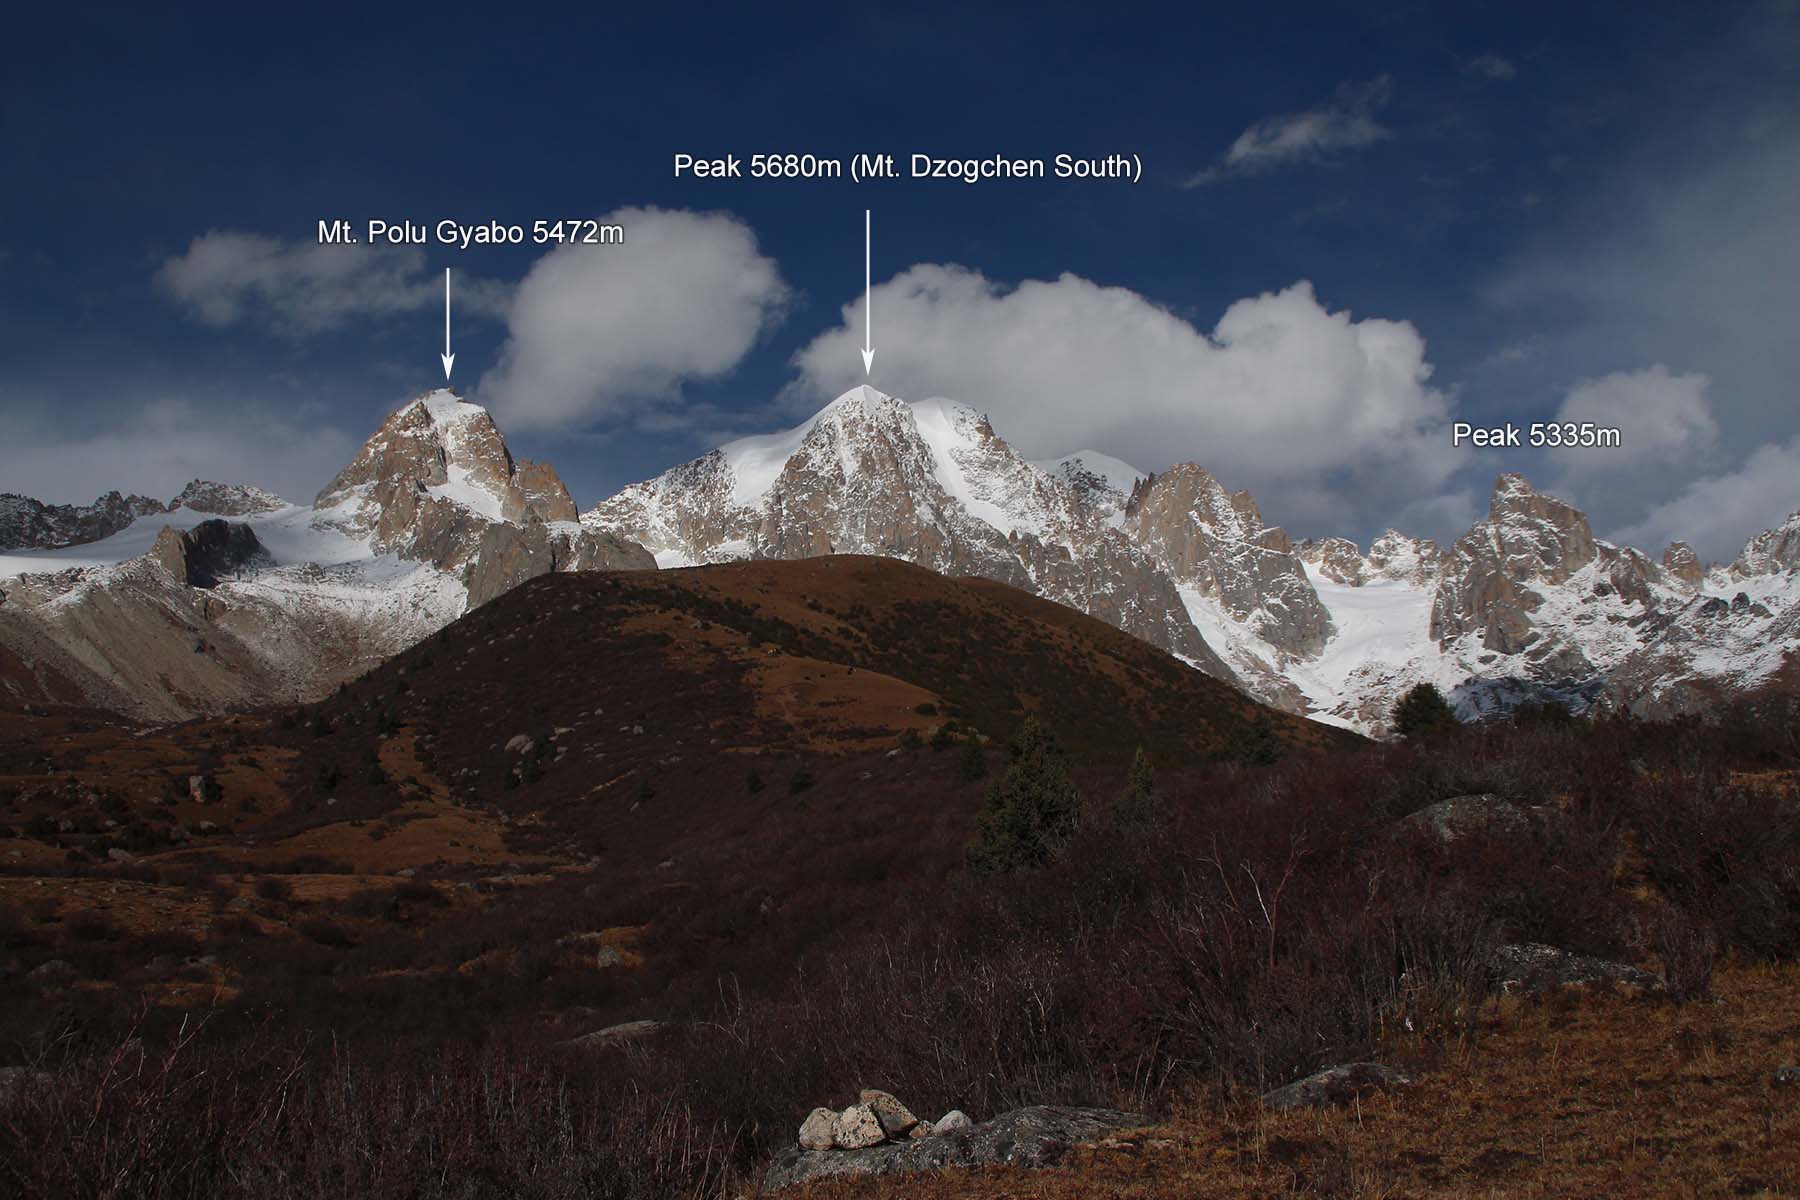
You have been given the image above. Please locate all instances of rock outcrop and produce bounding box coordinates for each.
[1661,541,1704,586]
[1731,510,1800,578]
[1487,944,1668,997]
[1397,794,1532,844]
[765,1104,1149,1191]
[1430,474,1604,652]
[314,390,591,571]
[0,491,170,551]
[1125,463,1333,659]
[172,480,287,517]
[1261,1063,1414,1111]
[464,520,654,609]
[1298,536,1368,586]
[149,520,271,588]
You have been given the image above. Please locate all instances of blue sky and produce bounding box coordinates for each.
[3,1,1797,559]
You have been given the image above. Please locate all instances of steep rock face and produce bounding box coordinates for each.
[1298,532,1443,589]
[1035,451,1142,525]
[172,480,287,517]
[0,491,170,551]
[1431,475,1606,651]
[1125,464,1333,659]
[464,522,655,609]
[149,520,272,588]
[1661,542,1704,586]
[1366,531,1444,585]
[588,387,1230,677]
[1732,511,1800,578]
[314,391,583,569]
[514,460,580,523]
[1298,537,1367,586]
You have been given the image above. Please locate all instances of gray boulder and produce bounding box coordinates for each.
[932,1109,973,1135]
[797,1107,835,1151]
[1488,943,1667,997]
[859,1088,919,1138]
[1398,794,1529,844]
[830,1103,885,1150]
[27,960,76,988]
[1261,1063,1413,1111]
[559,1019,661,1048]
[1774,1066,1800,1088]
[764,1105,1148,1191]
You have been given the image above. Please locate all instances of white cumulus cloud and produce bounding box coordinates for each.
[156,231,508,336]
[478,207,789,433]
[789,266,1465,532]
[1612,437,1800,563]
[1551,365,1718,472]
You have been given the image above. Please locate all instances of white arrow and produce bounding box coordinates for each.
[860,209,874,375]
[440,267,455,381]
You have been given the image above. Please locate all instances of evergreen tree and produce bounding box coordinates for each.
[959,731,987,781]
[1392,682,1459,737]
[1113,746,1159,827]
[1223,714,1286,765]
[967,718,1083,873]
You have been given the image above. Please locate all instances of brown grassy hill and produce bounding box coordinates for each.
[0,557,1347,1070]
[368,553,1345,763]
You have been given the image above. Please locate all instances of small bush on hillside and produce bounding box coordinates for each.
[968,718,1083,873]
[1513,699,1577,727]
[298,917,356,948]
[517,737,548,785]
[745,768,764,795]
[787,768,815,795]
[1393,682,1459,737]
[1222,715,1286,765]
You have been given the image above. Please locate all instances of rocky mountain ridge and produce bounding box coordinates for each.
[5,383,1794,733]
[589,386,1231,678]
[587,387,1800,733]
[0,491,172,551]
[0,391,653,719]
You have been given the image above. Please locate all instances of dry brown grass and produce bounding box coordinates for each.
[785,964,1800,1199]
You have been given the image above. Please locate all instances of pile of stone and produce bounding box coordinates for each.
[797,1089,969,1150]
[769,1101,1148,1190]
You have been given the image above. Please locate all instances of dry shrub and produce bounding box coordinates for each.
[1,707,1795,1197]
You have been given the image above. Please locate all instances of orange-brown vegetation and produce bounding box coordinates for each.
[0,560,1796,1197]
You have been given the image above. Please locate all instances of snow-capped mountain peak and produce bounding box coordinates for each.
[587,386,1231,675]
[586,397,1800,735]
[0,391,655,720]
